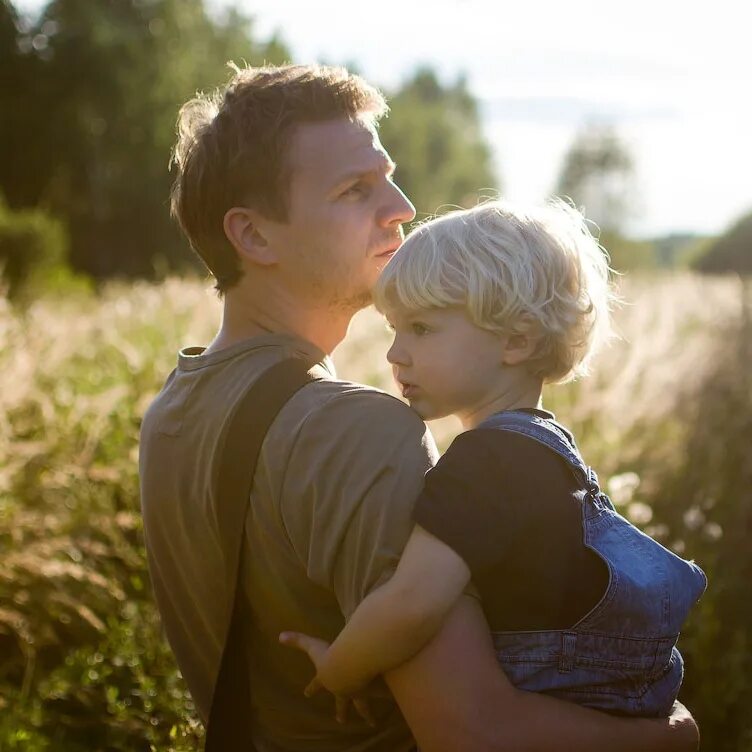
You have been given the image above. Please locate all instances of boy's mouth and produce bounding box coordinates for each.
[398,381,418,399]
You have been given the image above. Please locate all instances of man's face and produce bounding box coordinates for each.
[264,117,415,311]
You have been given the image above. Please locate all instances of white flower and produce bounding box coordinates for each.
[683,507,706,531]
[627,501,653,525]
[608,472,641,506]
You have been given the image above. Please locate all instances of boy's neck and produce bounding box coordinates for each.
[459,382,544,431]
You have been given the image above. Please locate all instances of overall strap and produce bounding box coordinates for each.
[205,357,320,751]
[477,410,597,492]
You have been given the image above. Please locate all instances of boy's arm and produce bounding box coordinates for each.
[386,595,698,752]
[301,525,471,695]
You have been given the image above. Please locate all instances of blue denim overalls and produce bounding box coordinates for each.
[477,410,707,717]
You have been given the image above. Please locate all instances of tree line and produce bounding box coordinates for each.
[0,0,748,299]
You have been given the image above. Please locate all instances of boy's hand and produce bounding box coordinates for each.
[279,631,375,726]
[665,702,700,751]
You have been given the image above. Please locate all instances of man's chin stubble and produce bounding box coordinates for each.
[333,288,373,315]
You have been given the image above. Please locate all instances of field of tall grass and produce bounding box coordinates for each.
[1,272,750,751]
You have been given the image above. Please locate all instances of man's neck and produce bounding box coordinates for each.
[206,287,356,357]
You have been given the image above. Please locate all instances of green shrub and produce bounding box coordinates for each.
[693,210,752,275]
[0,197,69,300]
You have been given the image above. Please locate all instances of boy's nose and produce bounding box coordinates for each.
[386,339,410,366]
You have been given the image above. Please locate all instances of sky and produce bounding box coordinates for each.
[14,0,752,238]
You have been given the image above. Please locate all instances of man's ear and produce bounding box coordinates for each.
[502,317,541,366]
[223,207,278,266]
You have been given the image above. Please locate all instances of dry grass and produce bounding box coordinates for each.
[0,270,746,750]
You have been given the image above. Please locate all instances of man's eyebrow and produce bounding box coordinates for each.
[334,159,397,187]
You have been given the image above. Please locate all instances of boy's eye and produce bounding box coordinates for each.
[384,320,395,333]
[411,322,430,336]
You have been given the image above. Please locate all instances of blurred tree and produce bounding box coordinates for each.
[554,123,636,236]
[693,209,752,275]
[380,67,498,220]
[652,233,712,269]
[0,0,50,208]
[0,0,288,279]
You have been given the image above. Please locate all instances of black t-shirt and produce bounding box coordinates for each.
[413,411,609,631]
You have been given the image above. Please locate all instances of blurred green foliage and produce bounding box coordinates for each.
[693,210,752,275]
[379,67,498,220]
[1,0,289,279]
[598,230,657,272]
[0,195,66,299]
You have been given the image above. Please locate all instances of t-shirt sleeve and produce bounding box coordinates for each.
[413,430,531,575]
[279,387,439,619]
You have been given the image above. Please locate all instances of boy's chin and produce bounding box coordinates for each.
[409,402,448,423]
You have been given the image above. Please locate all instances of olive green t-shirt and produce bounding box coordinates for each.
[139,334,439,751]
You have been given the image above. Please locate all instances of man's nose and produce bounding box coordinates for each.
[379,181,416,228]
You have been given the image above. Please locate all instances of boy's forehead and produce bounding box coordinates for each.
[288,118,391,179]
[385,305,435,324]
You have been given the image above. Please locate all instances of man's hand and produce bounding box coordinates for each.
[279,631,375,726]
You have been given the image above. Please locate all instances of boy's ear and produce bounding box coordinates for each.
[223,206,278,266]
[502,317,540,365]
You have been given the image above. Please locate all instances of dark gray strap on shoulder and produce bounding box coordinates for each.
[205,357,319,751]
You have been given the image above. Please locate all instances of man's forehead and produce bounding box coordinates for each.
[289,118,391,176]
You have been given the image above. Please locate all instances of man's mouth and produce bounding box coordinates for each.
[374,232,404,258]
[375,244,401,259]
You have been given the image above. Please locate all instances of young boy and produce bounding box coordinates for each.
[280,199,706,718]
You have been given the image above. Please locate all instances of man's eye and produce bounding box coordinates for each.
[342,182,369,198]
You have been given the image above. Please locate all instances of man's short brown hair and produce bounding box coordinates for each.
[170,64,388,293]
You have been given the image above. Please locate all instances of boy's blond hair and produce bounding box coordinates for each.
[170,64,387,293]
[373,199,616,383]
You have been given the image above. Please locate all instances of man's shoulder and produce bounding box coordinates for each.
[290,375,426,434]
[272,377,438,610]
[139,367,181,441]
[274,376,438,472]
[139,339,323,439]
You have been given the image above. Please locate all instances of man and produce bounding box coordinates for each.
[140,63,698,751]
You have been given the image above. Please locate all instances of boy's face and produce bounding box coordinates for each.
[260,117,415,311]
[385,306,514,428]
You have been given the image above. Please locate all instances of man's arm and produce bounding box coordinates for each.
[385,595,698,752]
